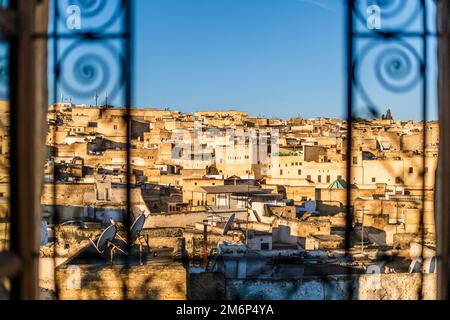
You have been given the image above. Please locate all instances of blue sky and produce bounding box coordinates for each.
[133,0,438,120]
[134,0,348,119]
[49,0,438,121]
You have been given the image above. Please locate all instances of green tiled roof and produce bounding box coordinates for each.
[328,178,348,190]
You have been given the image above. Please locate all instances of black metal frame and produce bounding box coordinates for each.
[0,0,442,300]
[0,0,134,299]
[345,0,437,299]
[47,0,133,300]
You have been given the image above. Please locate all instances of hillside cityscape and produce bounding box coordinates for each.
[0,100,439,299]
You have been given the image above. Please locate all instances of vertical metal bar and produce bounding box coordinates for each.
[124,0,133,300]
[436,0,450,300]
[52,0,60,301]
[419,0,428,300]
[8,0,39,300]
[345,0,355,300]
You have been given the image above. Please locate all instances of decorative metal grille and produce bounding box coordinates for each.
[0,0,443,300]
[45,0,133,299]
[345,0,438,299]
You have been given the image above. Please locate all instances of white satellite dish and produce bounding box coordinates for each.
[408,259,422,273]
[115,213,150,265]
[89,224,129,265]
[92,224,117,254]
[422,256,436,274]
[223,213,236,236]
[130,213,146,242]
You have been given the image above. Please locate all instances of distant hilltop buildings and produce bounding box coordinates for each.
[0,101,440,299]
[0,102,439,222]
[39,103,438,226]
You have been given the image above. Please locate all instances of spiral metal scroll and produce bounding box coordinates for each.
[56,42,125,102]
[354,40,422,115]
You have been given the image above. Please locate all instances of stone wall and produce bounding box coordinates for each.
[272,216,331,238]
[56,263,187,300]
[145,211,247,229]
[225,273,436,300]
[145,236,180,250]
[188,272,226,300]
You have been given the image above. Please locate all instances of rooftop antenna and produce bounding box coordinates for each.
[203,219,209,266]
[246,171,250,245]
[94,90,99,108]
[105,91,108,108]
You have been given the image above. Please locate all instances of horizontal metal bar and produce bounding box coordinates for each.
[32,32,131,40]
[354,31,439,39]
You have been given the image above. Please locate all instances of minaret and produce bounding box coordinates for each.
[386,109,393,120]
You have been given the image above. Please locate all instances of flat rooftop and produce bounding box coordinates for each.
[59,242,177,268]
[199,185,271,194]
